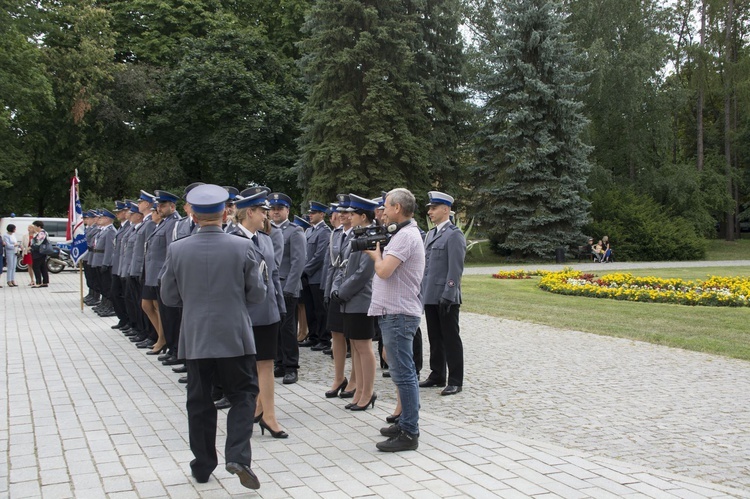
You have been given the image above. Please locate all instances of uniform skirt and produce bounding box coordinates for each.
[343,313,375,340]
[253,322,279,361]
[326,301,344,333]
[141,285,159,300]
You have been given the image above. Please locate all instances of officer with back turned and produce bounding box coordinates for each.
[299,201,331,350]
[160,184,266,490]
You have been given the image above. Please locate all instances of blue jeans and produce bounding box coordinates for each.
[379,314,421,435]
[5,252,16,282]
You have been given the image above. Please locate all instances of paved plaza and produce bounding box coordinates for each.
[1,267,749,498]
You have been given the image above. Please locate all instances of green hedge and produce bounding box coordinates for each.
[584,188,706,261]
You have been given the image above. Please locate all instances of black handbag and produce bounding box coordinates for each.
[38,238,56,256]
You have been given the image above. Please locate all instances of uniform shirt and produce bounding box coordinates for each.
[368,221,425,318]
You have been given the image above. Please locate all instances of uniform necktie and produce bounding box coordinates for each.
[252,235,259,246]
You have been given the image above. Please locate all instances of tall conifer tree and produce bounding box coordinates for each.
[298,0,432,201]
[473,0,592,258]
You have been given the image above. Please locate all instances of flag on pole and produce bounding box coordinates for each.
[67,171,88,264]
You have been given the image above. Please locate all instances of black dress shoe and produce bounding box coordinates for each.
[322,347,332,355]
[376,430,419,452]
[225,462,260,490]
[130,334,148,343]
[111,322,127,330]
[298,339,316,347]
[274,366,285,378]
[214,397,231,410]
[172,365,187,373]
[101,309,117,318]
[158,352,172,361]
[178,376,188,384]
[310,342,329,351]
[282,372,298,385]
[136,339,155,349]
[419,378,446,388]
[441,385,462,396]
[163,356,184,366]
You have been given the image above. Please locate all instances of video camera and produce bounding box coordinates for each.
[350,225,391,252]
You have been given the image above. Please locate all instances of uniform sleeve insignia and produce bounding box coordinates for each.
[447,279,455,287]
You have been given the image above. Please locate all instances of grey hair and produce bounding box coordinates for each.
[386,188,416,217]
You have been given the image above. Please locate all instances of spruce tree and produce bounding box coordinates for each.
[473,0,592,258]
[297,0,432,201]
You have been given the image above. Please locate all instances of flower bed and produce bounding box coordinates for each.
[538,270,750,307]
[492,269,553,279]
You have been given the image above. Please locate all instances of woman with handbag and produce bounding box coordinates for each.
[30,221,51,288]
[3,224,20,286]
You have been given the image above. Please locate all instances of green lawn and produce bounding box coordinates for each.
[462,266,750,361]
[464,237,750,266]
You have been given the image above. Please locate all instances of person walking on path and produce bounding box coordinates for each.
[160,184,267,489]
[29,221,50,287]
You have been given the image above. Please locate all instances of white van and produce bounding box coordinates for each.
[0,216,70,271]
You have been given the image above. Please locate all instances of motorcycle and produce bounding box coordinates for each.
[46,243,77,274]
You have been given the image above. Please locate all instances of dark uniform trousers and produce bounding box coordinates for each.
[424,304,463,386]
[110,276,128,322]
[98,266,112,301]
[308,283,330,345]
[276,295,299,371]
[300,282,317,343]
[158,292,182,355]
[126,276,150,335]
[186,355,259,479]
[83,262,96,293]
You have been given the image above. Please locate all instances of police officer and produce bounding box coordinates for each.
[144,190,182,355]
[300,201,332,350]
[82,211,100,305]
[268,193,306,384]
[160,184,266,489]
[419,191,466,396]
[110,201,134,329]
[222,187,240,233]
[93,208,117,317]
[173,182,204,241]
[120,202,144,337]
[127,191,157,345]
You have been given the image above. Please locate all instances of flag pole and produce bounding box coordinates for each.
[80,261,84,312]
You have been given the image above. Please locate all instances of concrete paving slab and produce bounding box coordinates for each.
[1,272,748,497]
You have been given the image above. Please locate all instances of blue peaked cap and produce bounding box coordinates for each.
[187,184,229,214]
[426,191,454,207]
[348,193,379,212]
[293,215,311,229]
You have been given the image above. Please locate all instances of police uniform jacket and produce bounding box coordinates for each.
[173,216,197,241]
[421,222,466,305]
[120,221,141,277]
[322,226,346,298]
[129,217,155,278]
[272,220,306,297]
[83,225,99,263]
[231,228,286,326]
[269,225,283,270]
[160,226,266,360]
[333,231,374,314]
[99,225,117,267]
[111,222,132,276]
[144,212,180,287]
[303,221,331,285]
[88,226,104,267]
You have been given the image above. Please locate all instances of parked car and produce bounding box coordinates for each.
[0,216,69,272]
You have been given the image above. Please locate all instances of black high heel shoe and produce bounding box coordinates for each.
[349,394,377,411]
[339,387,356,399]
[253,412,263,424]
[146,345,167,355]
[344,402,355,410]
[386,413,401,424]
[325,378,348,398]
[258,419,288,439]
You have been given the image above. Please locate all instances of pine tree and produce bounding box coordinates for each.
[297,0,432,201]
[473,0,592,258]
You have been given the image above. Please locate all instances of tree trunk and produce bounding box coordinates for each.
[696,0,705,172]
[724,0,734,241]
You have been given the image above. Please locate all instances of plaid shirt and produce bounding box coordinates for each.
[368,221,425,318]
